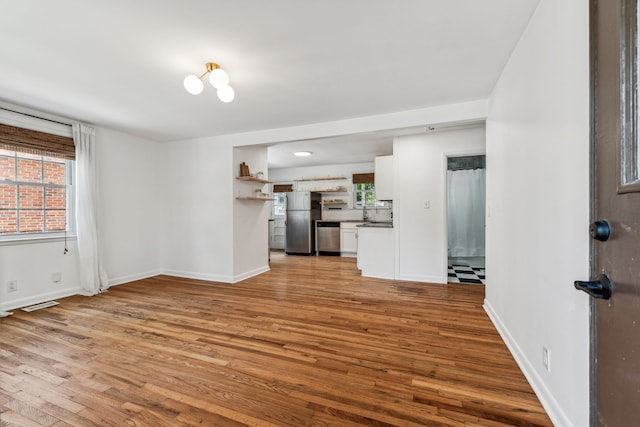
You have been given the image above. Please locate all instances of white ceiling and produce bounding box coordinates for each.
[266,123,489,168]
[267,128,411,169]
[0,0,539,147]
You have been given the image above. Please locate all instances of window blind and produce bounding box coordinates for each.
[352,173,374,184]
[0,122,75,160]
[273,184,293,193]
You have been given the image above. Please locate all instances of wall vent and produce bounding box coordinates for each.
[21,301,59,312]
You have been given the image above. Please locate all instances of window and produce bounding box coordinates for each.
[0,149,74,237]
[273,193,285,216]
[354,183,384,208]
[352,172,383,208]
[0,117,76,240]
[272,184,292,217]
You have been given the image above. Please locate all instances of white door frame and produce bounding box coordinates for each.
[442,150,486,281]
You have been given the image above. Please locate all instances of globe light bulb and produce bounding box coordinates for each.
[209,68,230,89]
[183,74,204,95]
[217,85,235,103]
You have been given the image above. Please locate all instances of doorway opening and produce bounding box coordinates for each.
[446,155,486,284]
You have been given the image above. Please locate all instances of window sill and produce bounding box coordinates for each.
[0,234,77,246]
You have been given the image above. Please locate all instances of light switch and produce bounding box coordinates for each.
[424,200,430,209]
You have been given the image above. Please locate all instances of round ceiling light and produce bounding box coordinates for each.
[209,68,230,89]
[294,151,313,157]
[217,85,235,103]
[183,74,204,95]
[183,62,234,102]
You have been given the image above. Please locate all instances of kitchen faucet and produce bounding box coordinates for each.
[363,205,370,221]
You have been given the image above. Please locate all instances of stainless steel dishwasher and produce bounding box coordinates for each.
[316,221,341,255]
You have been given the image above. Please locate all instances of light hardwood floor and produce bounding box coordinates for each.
[0,255,552,426]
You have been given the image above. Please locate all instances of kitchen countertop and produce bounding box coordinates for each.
[316,219,365,223]
[315,219,393,227]
[357,221,393,228]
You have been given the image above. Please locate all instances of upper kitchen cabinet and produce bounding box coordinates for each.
[374,155,394,201]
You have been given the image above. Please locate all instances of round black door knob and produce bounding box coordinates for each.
[589,219,611,242]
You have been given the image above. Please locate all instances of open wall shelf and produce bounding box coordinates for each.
[294,177,346,182]
[318,188,347,193]
[236,197,275,201]
[236,176,272,184]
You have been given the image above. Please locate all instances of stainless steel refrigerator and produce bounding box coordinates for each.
[285,191,321,255]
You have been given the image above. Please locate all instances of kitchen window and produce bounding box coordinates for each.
[272,184,292,217]
[273,192,285,216]
[354,183,384,208]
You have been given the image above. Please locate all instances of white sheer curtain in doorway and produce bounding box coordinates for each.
[447,168,486,257]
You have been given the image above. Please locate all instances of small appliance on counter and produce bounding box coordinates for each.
[285,191,321,255]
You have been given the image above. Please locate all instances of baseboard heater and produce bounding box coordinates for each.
[21,301,59,312]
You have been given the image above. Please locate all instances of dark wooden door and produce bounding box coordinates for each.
[586,0,640,425]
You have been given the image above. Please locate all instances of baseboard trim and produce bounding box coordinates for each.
[161,269,234,284]
[483,299,573,427]
[396,274,447,284]
[108,270,163,287]
[106,266,271,286]
[232,265,270,283]
[0,287,83,312]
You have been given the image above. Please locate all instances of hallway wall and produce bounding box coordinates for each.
[394,125,486,283]
[485,0,590,425]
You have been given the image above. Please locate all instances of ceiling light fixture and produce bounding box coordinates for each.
[294,151,313,157]
[183,62,235,103]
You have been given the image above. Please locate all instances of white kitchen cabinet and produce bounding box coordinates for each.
[340,222,363,257]
[357,226,395,279]
[270,218,285,249]
[374,155,394,201]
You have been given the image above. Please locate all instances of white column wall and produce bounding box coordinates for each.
[484,0,590,425]
[161,139,235,282]
[233,146,270,281]
[394,126,486,283]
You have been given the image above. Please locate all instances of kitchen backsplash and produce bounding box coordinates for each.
[321,206,392,222]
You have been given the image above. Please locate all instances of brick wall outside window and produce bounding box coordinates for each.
[0,149,70,235]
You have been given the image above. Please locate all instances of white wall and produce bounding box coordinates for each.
[0,239,80,312]
[96,127,164,286]
[394,126,486,283]
[161,139,235,282]
[233,147,270,281]
[484,0,589,426]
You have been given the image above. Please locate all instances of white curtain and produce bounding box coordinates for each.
[73,124,108,295]
[447,168,486,257]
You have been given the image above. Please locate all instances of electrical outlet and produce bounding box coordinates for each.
[52,272,62,283]
[7,280,17,292]
[542,346,550,371]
